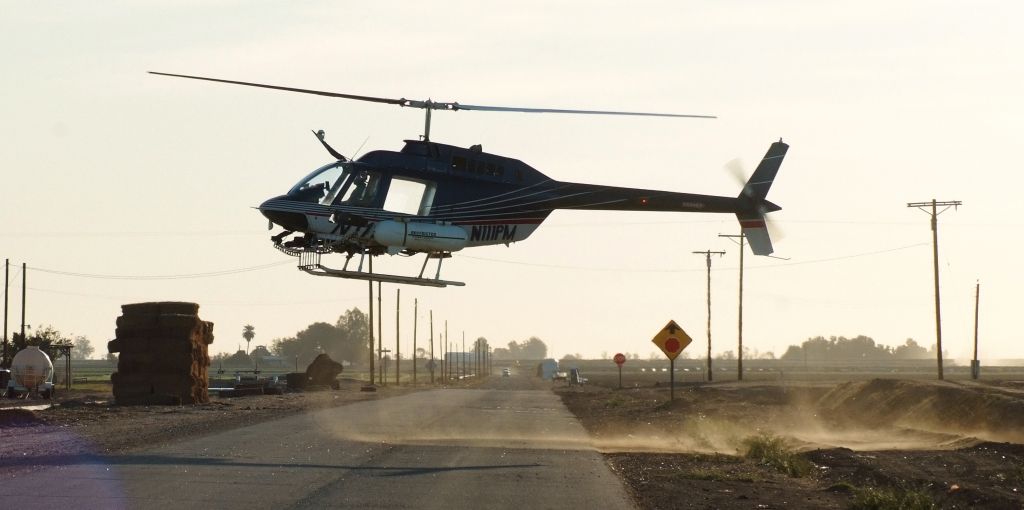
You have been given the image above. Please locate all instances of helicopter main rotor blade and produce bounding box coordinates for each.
[148,72,405,105]
[453,103,716,119]
[149,72,715,119]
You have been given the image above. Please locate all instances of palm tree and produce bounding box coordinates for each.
[242,324,255,355]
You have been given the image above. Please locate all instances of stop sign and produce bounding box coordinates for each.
[613,353,626,366]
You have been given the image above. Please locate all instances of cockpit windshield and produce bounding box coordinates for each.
[287,162,350,204]
[286,162,381,207]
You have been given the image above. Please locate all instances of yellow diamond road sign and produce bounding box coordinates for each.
[651,320,692,361]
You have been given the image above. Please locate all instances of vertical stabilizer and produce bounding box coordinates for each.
[735,140,788,256]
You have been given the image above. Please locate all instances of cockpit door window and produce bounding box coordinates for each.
[383,177,435,216]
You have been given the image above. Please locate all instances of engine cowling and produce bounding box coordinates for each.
[373,220,467,252]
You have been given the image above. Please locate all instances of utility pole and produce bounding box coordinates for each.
[395,288,400,386]
[429,310,435,384]
[380,348,391,383]
[444,320,448,383]
[462,331,466,380]
[20,262,26,341]
[367,258,375,385]
[3,258,8,368]
[377,281,383,385]
[413,298,418,386]
[719,233,745,380]
[693,250,725,382]
[907,199,961,380]
[972,281,980,380]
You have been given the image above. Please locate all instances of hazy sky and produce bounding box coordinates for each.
[3,1,1022,361]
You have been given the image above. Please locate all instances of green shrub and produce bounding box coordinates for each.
[740,434,812,477]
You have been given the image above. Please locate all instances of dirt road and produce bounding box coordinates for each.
[0,372,633,509]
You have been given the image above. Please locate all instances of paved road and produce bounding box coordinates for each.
[1,382,634,509]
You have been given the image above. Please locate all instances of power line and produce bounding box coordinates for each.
[27,260,293,280]
[6,264,22,286]
[25,285,365,307]
[460,242,928,273]
[752,243,928,268]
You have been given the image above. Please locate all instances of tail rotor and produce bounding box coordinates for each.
[726,141,789,255]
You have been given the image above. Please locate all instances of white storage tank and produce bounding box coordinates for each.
[11,346,54,389]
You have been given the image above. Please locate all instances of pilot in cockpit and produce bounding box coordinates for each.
[344,171,379,206]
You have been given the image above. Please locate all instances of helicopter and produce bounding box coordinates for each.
[151,72,788,288]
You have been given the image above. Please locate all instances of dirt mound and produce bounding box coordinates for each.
[817,379,1024,443]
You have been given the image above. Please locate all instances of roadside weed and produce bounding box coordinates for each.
[740,433,812,478]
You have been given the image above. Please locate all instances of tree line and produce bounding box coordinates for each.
[266,308,370,368]
[212,307,550,368]
[780,335,939,361]
[3,325,95,365]
[491,337,548,360]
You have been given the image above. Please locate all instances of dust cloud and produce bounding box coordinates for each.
[299,378,1024,455]
[563,379,1024,454]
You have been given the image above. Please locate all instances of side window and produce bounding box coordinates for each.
[383,178,435,215]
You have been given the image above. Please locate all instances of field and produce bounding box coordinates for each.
[556,357,1024,385]
[553,360,1024,509]
[41,359,451,396]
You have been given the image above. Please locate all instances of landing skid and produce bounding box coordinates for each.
[295,250,465,288]
[299,265,464,287]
